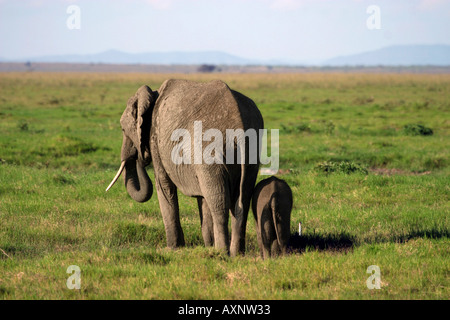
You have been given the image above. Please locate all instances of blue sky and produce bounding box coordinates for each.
[0,0,449,62]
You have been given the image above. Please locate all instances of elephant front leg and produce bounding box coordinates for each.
[197,197,214,247]
[155,176,185,248]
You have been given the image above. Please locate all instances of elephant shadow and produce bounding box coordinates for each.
[287,232,355,254]
[286,227,449,254]
[393,227,449,242]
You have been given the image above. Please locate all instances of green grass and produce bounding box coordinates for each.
[0,72,448,299]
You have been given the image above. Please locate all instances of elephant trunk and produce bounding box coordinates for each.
[106,135,153,203]
[123,159,153,203]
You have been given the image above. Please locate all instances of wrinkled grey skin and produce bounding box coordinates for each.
[252,176,292,259]
[116,79,263,256]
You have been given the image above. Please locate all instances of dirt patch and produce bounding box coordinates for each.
[278,169,292,175]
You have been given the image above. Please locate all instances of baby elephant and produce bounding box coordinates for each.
[252,176,293,259]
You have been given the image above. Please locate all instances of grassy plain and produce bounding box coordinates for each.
[0,72,448,299]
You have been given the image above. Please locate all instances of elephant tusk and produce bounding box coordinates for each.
[106,161,126,192]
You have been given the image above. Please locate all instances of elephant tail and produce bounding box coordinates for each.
[235,161,245,219]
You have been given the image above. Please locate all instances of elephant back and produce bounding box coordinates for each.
[155,79,262,132]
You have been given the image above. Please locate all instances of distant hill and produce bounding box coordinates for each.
[4,44,450,66]
[16,50,259,66]
[325,45,450,66]
[3,62,449,74]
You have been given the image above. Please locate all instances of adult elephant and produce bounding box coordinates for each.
[106,79,264,256]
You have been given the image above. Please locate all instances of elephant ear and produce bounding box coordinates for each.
[120,85,156,163]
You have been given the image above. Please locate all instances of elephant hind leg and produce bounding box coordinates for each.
[197,197,214,247]
[260,207,275,259]
[230,203,248,257]
[197,172,230,254]
[230,164,258,257]
[211,207,230,254]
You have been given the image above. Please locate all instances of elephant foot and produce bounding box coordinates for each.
[230,242,245,257]
[166,235,185,249]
